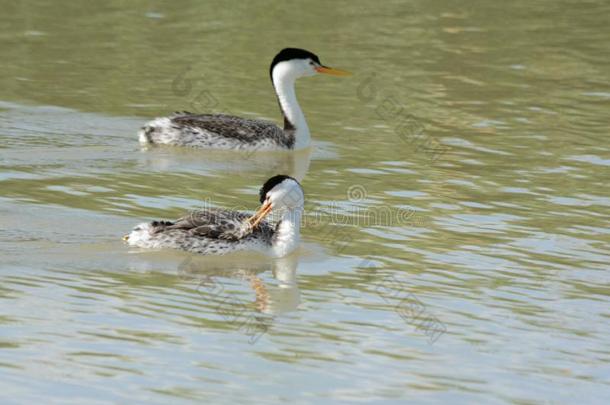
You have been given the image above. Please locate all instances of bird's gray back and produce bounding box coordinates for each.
[141,208,276,255]
[141,112,295,150]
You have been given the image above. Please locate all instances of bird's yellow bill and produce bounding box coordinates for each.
[315,66,352,76]
[122,235,129,241]
[248,202,273,228]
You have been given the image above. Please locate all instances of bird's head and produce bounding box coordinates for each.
[248,175,304,228]
[269,48,351,82]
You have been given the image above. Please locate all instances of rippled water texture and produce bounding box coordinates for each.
[1,0,609,403]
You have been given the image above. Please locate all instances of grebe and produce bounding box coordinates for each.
[123,175,304,258]
[138,48,350,150]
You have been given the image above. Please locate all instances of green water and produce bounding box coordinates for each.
[1,0,609,403]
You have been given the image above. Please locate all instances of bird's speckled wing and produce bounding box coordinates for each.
[170,112,293,148]
[139,111,295,150]
[153,208,272,241]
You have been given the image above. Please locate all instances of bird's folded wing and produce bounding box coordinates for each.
[171,113,283,141]
[167,208,252,241]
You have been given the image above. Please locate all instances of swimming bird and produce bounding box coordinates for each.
[139,48,350,150]
[124,175,304,258]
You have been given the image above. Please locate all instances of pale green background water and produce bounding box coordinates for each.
[1,0,609,403]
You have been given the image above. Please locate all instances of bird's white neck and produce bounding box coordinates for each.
[272,66,310,149]
[271,208,302,258]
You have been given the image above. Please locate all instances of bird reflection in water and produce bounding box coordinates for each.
[177,254,300,343]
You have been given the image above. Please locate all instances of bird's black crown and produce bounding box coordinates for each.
[270,48,321,77]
